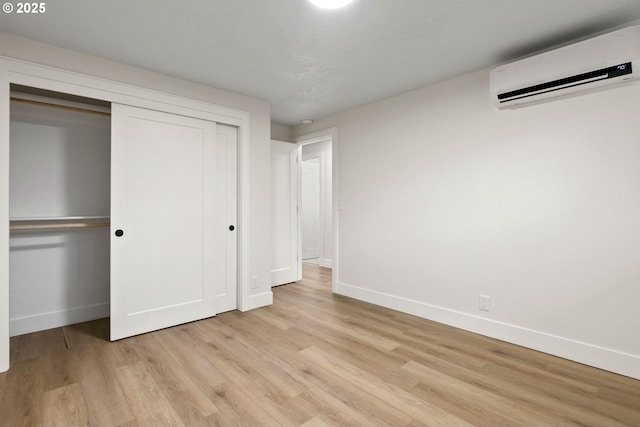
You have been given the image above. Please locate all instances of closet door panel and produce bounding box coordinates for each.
[110,104,217,340]
[213,124,237,313]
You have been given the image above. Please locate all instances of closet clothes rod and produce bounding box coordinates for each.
[10,97,111,117]
[10,222,111,231]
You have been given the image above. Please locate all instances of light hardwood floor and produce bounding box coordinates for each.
[1,264,639,426]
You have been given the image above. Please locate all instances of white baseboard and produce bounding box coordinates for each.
[335,281,640,380]
[302,249,320,259]
[10,302,110,337]
[242,290,273,312]
[320,258,333,269]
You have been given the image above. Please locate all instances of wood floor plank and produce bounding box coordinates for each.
[394,330,489,372]
[115,360,184,427]
[480,362,640,426]
[299,415,332,427]
[300,345,474,427]
[286,349,413,426]
[130,333,219,425]
[73,342,135,426]
[249,306,295,330]
[201,322,413,425]
[597,383,640,412]
[403,326,599,395]
[215,314,420,425]
[194,340,313,426]
[403,359,567,426]
[159,319,220,347]
[10,328,66,363]
[204,325,308,397]
[289,322,420,390]
[62,318,110,349]
[0,357,44,427]
[198,382,284,427]
[293,386,388,427]
[42,383,89,427]
[271,295,433,395]
[217,308,314,353]
[151,327,228,394]
[397,340,632,426]
[42,349,80,393]
[277,294,401,351]
[547,357,640,409]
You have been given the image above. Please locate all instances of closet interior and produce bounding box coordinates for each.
[8,84,111,337]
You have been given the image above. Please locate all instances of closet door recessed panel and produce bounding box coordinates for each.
[111,104,219,340]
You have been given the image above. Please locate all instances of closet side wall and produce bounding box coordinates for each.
[9,99,110,335]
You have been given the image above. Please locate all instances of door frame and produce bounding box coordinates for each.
[0,57,251,372]
[295,127,339,291]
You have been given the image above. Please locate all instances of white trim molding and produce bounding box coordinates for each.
[320,258,333,269]
[245,291,274,311]
[0,61,10,372]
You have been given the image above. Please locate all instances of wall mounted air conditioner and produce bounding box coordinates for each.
[490,25,640,109]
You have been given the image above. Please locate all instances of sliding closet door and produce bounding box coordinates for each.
[110,104,224,340]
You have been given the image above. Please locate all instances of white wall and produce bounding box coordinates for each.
[271,123,292,142]
[302,140,333,268]
[294,69,640,379]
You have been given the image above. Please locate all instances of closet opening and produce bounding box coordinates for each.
[8,84,111,339]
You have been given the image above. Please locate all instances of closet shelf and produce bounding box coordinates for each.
[10,215,110,222]
[10,216,111,231]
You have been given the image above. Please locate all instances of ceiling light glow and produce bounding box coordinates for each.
[308,0,354,9]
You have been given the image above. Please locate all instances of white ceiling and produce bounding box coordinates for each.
[2,0,640,125]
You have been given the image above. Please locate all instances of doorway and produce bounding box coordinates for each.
[297,130,334,283]
[270,127,336,288]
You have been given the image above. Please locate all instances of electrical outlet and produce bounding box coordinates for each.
[251,276,259,289]
[479,295,491,312]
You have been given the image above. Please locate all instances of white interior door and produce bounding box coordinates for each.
[302,159,321,260]
[270,140,299,286]
[111,104,232,340]
[214,124,237,312]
